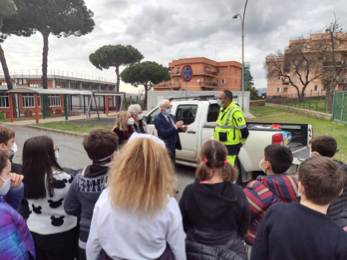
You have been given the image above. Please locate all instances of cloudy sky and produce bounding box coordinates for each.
[2,0,347,93]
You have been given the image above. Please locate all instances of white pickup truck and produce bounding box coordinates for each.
[144,96,313,183]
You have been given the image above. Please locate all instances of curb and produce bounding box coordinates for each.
[25,125,87,138]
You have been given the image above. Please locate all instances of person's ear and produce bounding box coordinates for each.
[298,181,305,194]
[110,151,117,161]
[0,143,6,150]
[265,161,271,170]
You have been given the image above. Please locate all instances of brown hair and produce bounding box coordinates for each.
[114,111,130,131]
[264,145,293,174]
[196,140,238,182]
[0,126,15,146]
[298,157,346,205]
[107,138,175,216]
[309,135,337,158]
[83,129,119,164]
[0,149,10,174]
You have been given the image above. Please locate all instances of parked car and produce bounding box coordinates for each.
[144,96,313,183]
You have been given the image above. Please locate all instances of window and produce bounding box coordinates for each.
[314,85,318,92]
[146,108,160,125]
[207,104,220,122]
[56,81,67,88]
[0,94,9,108]
[235,79,237,84]
[92,85,99,90]
[29,83,43,88]
[221,79,226,85]
[174,78,180,84]
[221,69,224,74]
[23,94,41,108]
[101,86,107,91]
[276,88,281,93]
[175,105,198,125]
[217,69,220,73]
[23,79,28,84]
[82,84,90,90]
[48,95,61,107]
[278,76,281,80]
[216,79,219,84]
[322,87,326,92]
[18,79,23,85]
[71,82,80,89]
[108,86,114,91]
[1,82,7,86]
[176,67,180,74]
[202,77,206,83]
[284,88,288,93]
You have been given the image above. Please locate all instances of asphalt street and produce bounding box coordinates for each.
[8,125,195,201]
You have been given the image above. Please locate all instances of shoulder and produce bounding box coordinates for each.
[181,183,194,198]
[166,197,182,221]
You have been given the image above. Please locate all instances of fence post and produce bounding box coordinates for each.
[324,93,327,113]
[303,93,306,110]
[309,90,312,111]
[316,91,319,111]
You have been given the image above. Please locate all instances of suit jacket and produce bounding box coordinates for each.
[154,113,182,154]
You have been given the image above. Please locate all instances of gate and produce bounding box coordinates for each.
[332,91,347,124]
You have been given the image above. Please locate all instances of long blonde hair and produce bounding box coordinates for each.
[114,111,130,131]
[107,138,175,216]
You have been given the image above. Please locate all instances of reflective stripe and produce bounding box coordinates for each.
[216,124,235,129]
[225,106,239,126]
[237,125,247,130]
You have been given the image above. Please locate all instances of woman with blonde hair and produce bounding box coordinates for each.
[180,140,249,260]
[112,111,134,147]
[86,137,186,260]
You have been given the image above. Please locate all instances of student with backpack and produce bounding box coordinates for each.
[180,140,249,260]
[64,129,119,260]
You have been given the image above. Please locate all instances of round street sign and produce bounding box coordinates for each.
[181,65,193,82]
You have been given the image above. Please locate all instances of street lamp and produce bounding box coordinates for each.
[233,0,249,112]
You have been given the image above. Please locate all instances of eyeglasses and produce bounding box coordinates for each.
[54,147,60,152]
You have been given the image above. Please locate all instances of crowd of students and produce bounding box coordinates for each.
[1,109,347,259]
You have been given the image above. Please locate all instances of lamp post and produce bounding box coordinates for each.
[233,0,249,112]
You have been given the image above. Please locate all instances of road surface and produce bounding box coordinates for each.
[9,125,195,201]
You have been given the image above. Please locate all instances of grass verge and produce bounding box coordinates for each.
[34,122,114,133]
[249,106,347,162]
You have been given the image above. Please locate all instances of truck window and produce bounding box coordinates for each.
[176,105,198,125]
[146,108,160,124]
[207,104,220,122]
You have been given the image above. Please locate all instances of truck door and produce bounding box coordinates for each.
[175,104,199,161]
[145,107,160,136]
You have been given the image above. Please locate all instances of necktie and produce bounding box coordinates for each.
[167,116,174,127]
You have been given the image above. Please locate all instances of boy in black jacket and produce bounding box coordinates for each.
[251,157,347,260]
[309,135,347,227]
[64,129,119,260]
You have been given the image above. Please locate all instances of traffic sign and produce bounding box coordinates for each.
[181,65,193,82]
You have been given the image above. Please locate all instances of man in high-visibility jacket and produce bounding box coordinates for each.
[214,90,249,166]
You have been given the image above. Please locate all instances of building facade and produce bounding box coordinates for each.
[0,69,116,117]
[154,57,253,92]
[266,31,347,97]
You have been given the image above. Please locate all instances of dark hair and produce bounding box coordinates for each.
[83,129,119,164]
[264,144,293,174]
[222,90,233,102]
[196,140,238,182]
[0,125,15,146]
[309,135,337,158]
[298,157,346,205]
[22,136,64,199]
[0,149,10,174]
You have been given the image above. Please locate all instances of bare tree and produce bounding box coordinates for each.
[315,16,347,111]
[265,39,324,102]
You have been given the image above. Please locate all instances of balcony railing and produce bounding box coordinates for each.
[0,69,117,84]
[282,78,290,85]
[155,83,181,89]
[194,70,217,76]
[199,82,217,87]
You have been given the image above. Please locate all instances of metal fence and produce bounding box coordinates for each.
[332,91,347,124]
[266,90,330,114]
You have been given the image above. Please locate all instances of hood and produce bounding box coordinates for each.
[258,175,298,202]
[192,180,238,221]
[78,165,109,199]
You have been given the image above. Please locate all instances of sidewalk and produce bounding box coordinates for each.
[2,112,118,126]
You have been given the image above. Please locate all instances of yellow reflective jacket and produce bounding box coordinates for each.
[214,101,247,145]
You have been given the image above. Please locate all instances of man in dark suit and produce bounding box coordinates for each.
[154,99,188,164]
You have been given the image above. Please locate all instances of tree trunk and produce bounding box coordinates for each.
[0,45,17,118]
[144,83,148,110]
[41,31,51,117]
[326,84,335,112]
[115,66,120,111]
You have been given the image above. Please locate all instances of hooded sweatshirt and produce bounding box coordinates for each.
[180,180,250,238]
[64,165,109,249]
[244,174,299,245]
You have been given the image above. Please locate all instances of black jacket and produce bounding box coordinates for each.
[328,160,347,227]
[179,180,249,260]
